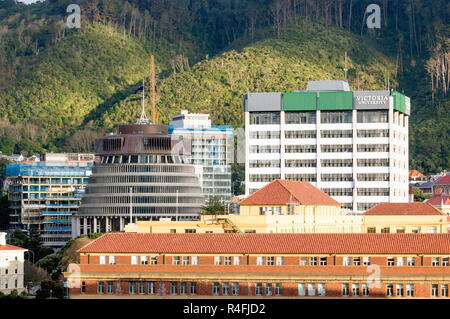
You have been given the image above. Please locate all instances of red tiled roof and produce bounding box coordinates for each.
[239,179,340,206]
[434,175,450,185]
[78,233,450,254]
[0,244,27,251]
[427,194,450,206]
[409,170,426,178]
[363,202,445,215]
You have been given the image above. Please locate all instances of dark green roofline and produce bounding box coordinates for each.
[245,90,410,115]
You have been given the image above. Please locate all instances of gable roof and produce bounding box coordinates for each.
[363,202,445,216]
[409,170,426,178]
[426,194,450,206]
[239,179,340,206]
[78,233,450,254]
[434,175,450,185]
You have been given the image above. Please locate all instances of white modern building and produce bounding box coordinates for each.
[244,80,410,213]
[169,110,234,202]
[0,232,27,294]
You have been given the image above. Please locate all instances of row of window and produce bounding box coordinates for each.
[92,281,448,297]
[250,129,390,139]
[250,144,390,153]
[98,255,450,267]
[249,159,391,168]
[100,155,190,165]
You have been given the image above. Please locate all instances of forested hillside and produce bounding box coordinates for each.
[0,0,448,173]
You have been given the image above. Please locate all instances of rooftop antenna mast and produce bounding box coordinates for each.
[137,79,150,124]
[343,52,348,81]
[150,54,159,124]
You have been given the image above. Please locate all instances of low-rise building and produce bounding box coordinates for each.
[65,232,450,298]
[124,179,363,234]
[362,202,449,233]
[0,232,27,294]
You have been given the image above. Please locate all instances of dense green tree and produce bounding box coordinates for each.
[200,196,227,217]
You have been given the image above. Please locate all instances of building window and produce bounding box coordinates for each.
[343,257,351,266]
[396,227,406,234]
[442,257,449,266]
[139,281,145,294]
[285,111,316,124]
[396,284,404,297]
[214,256,222,265]
[150,256,158,265]
[386,284,393,297]
[320,257,327,266]
[107,281,114,294]
[190,282,197,295]
[81,281,86,293]
[222,283,230,295]
[173,256,181,265]
[427,226,437,233]
[300,257,308,266]
[318,284,326,296]
[406,284,414,297]
[129,281,137,294]
[170,282,178,295]
[342,284,349,296]
[223,256,232,266]
[232,283,239,296]
[407,257,415,266]
[140,256,148,265]
[267,257,275,266]
[362,284,369,296]
[266,283,273,296]
[180,282,187,295]
[256,256,264,265]
[307,284,316,296]
[148,282,156,294]
[192,256,199,265]
[387,257,395,266]
[100,256,106,265]
[320,111,352,123]
[97,281,105,294]
[363,257,371,266]
[250,112,280,125]
[397,257,405,266]
[233,256,241,265]
[411,227,421,233]
[275,283,282,296]
[310,257,317,266]
[353,257,361,266]
[182,256,190,265]
[131,256,139,265]
[213,282,220,295]
[109,256,116,265]
[357,110,388,123]
[381,228,390,234]
[352,284,360,296]
[276,256,284,266]
[431,284,438,297]
[256,283,263,295]
[432,257,440,266]
[298,284,306,296]
[442,285,448,297]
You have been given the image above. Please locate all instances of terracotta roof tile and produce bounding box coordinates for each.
[427,194,450,206]
[409,170,426,178]
[239,179,340,206]
[434,175,450,185]
[363,202,446,216]
[0,244,27,251]
[78,233,450,254]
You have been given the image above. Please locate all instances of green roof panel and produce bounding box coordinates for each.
[392,91,406,113]
[318,91,353,110]
[282,92,317,111]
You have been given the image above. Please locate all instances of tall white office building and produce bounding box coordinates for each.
[244,81,410,213]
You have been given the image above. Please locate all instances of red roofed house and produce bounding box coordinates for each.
[433,174,450,196]
[0,232,27,294]
[409,170,427,181]
[362,202,449,234]
[64,232,450,298]
[426,187,450,215]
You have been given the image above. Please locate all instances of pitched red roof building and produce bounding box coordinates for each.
[427,194,450,206]
[435,175,450,185]
[363,202,446,216]
[0,244,27,251]
[238,179,340,206]
[78,232,450,254]
[409,170,426,179]
[66,233,450,299]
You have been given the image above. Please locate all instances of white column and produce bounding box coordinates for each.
[93,217,97,233]
[83,217,87,235]
[352,109,358,212]
[315,110,321,188]
[244,111,250,195]
[280,110,286,180]
[106,217,110,232]
[120,217,124,231]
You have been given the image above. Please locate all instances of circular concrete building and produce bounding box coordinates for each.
[73,123,205,235]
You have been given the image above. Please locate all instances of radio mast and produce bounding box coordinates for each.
[149,55,159,124]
